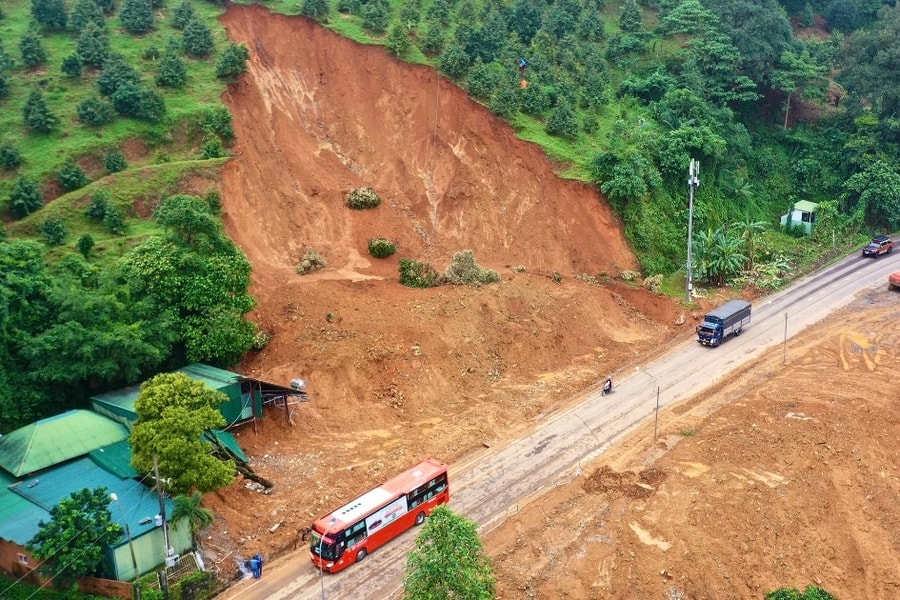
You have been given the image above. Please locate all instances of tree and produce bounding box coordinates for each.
[153,194,225,249]
[362,0,392,33]
[23,89,58,132]
[57,159,89,191]
[61,52,84,77]
[771,49,827,129]
[103,203,126,234]
[9,176,45,218]
[111,83,166,122]
[77,233,95,258]
[0,144,23,169]
[96,0,116,15]
[215,43,249,79]
[77,20,110,68]
[86,189,110,220]
[130,372,234,495]
[171,491,214,546]
[105,147,127,172]
[302,0,329,22]
[32,0,68,31]
[27,488,122,585]
[120,0,155,34]
[0,73,8,100]
[387,23,411,56]
[77,95,116,126]
[97,53,139,97]
[439,41,471,79]
[0,44,15,71]
[731,217,767,270]
[183,17,214,57]
[20,30,48,68]
[69,0,105,33]
[843,160,900,230]
[172,0,195,29]
[620,0,643,33]
[403,505,495,599]
[546,98,579,138]
[40,217,67,245]
[157,48,187,87]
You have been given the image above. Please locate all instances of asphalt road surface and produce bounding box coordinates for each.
[217,250,900,600]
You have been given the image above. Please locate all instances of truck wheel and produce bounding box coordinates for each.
[735,328,742,336]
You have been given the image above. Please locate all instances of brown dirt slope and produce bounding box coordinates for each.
[202,3,688,578]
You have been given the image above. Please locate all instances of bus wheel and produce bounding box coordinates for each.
[356,548,367,562]
[415,512,426,526]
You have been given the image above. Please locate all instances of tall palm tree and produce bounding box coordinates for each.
[171,492,214,547]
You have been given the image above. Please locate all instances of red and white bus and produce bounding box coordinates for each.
[309,457,449,573]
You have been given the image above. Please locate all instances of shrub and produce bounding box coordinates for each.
[104,147,127,173]
[0,144,22,169]
[61,53,84,77]
[205,188,222,214]
[156,50,187,87]
[198,105,234,142]
[302,0,329,22]
[346,187,381,209]
[77,95,115,126]
[86,189,110,220]
[103,203,126,234]
[57,159,89,192]
[32,0,68,31]
[40,217,67,245]
[9,176,44,218]
[368,237,396,258]
[70,0,105,33]
[200,137,226,159]
[77,21,110,68]
[172,0,195,29]
[19,31,47,69]
[398,258,439,288]
[23,89,59,132]
[97,54,139,97]
[0,73,8,100]
[111,83,166,122]
[251,330,272,350]
[443,250,500,285]
[216,43,250,79]
[120,0,155,34]
[182,18,213,57]
[296,248,326,274]
[77,233,95,258]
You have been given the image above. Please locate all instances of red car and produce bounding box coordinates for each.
[862,235,894,257]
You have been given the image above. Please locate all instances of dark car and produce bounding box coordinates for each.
[862,235,894,258]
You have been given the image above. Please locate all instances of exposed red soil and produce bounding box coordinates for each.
[194,6,899,599]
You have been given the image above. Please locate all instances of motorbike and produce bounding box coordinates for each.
[601,378,613,395]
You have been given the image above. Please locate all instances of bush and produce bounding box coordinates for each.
[104,147,127,173]
[296,248,326,274]
[182,18,214,57]
[61,53,84,77]
[205,188,222,214]
[111,83,166,122]
[40,217,67,245]
[20,31,48,68]
[57,159,89,191]
[23,89,59,132]
[156,50,187,87]
[398,258,439,288]
[103,203,126,234]
[0,144,22,169]
[97,54,140,97]
[302,0,329,22]
[443,250,500,285]
[346,187,381,209]
[77,95,115,126]
[120,0,155,34]
[77,233,95,258]
[368,237,396,258]
[9,176,44,218]
[198,105,234,142]
[77,21,110,68]
[0,73,8,100]
[86,189,109,220]
[200,137,226,159]
[172,0,195,29]
[216,43,250,79]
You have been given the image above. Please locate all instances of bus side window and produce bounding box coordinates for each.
[344,520,367,548]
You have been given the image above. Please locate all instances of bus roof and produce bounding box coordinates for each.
[313,458,447,531]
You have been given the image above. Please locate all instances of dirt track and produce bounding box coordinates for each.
[200,5,900,599]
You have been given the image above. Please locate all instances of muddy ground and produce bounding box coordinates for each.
[194,5,900,599]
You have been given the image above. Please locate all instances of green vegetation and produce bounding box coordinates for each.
[297,247,327,274]
[346,186,382,209]
[399,257,440,288]
[443,249,501,285]
[131,372,234,495]
[27,487,122,586]
[368,237,397,258]
[765,585,836,599]
[404,505,496,600]
[0,575,107,600]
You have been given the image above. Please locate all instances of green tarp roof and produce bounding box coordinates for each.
[0,410,129,477]
[793,200,818,212]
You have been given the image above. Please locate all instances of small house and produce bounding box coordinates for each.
[779,200,818,235]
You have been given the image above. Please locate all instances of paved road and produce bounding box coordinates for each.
[218,250,899,600]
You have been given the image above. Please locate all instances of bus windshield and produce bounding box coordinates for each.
[309,533,342,561]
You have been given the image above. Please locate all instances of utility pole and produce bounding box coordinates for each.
[153,454,170,600]
[686,159,699,303]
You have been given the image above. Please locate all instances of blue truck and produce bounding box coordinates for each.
[696,300,751,347]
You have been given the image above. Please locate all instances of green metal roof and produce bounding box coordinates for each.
[793,200,818,212]
[177,363,243,391]
[0,410,129,477]
[204,429,249,463]
[89,440,140,479]
[0,457,172,548]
